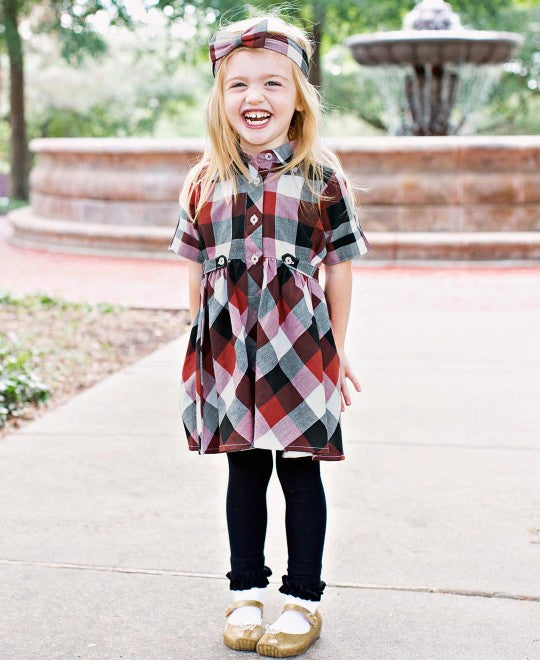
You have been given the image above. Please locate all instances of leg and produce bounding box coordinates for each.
[258,450,326,646]
[275,450,327,601]
[226,448,274,588]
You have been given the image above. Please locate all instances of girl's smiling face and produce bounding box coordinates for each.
[223,48,302,157]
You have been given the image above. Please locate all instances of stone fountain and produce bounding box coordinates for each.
[346,0,523,135]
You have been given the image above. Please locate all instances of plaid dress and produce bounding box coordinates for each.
[168,140,370,461]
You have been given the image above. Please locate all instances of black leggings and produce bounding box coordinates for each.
[225,448,327,601]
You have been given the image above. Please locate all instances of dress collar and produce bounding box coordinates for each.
[271,139,296,164]
[238,139,296,166]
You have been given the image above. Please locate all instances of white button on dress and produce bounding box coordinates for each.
[251,254,259,264]
[250,214,258,225]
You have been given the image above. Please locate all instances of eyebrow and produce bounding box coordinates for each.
[225,73,288,82]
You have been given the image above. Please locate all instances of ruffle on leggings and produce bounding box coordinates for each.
[278,574,326,601]
[226,565,272,590]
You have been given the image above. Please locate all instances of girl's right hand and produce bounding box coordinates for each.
[337,348,362,412]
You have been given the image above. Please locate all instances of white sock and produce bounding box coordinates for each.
[267,595,320,634]
[282,451,309,458]
[227,586,267,626]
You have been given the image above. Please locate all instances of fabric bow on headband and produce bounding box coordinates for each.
[209,19,309,78]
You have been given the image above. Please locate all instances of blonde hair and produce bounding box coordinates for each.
[179,13,352,224]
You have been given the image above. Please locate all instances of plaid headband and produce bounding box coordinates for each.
[209,19,309,78]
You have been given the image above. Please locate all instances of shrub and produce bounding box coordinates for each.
[0,332,50,429]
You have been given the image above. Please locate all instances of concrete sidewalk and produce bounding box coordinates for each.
[1,268,539,658]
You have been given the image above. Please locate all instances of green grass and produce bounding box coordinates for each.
[0,290,124,314]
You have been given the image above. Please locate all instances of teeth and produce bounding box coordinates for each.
[244,111,271,125]
[244,111,270,119]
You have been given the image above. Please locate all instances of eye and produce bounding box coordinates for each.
[229,82,245,88]
[266,80,281,86]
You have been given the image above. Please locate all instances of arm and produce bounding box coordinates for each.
[324,260,362,411]
[187,260,203,322]
[324,260,352,350]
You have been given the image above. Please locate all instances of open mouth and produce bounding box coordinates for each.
[243,111,271,127]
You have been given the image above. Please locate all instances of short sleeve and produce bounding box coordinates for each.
[320,169,371,266]
[167,184,204,263]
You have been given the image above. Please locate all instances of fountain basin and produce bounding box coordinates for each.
[7,136,540,261]
[346,31,523,66]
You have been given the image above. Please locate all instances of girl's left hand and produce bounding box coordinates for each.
[337,348,362,412]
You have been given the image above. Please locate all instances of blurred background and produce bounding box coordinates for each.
[1,0,539,207]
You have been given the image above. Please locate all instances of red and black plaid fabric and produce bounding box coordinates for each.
[168,140,370,461]
[209,19,309,77]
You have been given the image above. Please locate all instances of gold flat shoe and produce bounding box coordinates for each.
[256,603,322,658]
[223,599,265,651]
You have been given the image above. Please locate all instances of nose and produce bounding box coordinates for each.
[244,85,264,104]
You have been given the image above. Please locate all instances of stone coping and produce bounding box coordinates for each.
[9,207,540,261]
[29,137,207,154]
[29,135,540,155]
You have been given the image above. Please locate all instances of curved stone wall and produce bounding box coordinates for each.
[8,136,540,260]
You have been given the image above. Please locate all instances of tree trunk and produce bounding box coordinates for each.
[3,0,29,200]
[309,3,326,90]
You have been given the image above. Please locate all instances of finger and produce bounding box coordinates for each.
[346,369,362,392]
[341,377,351,406]
[339,377,348,411]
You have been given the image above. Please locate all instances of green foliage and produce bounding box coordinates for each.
[29,105,125,138]
[29,0,135,64]
[0,198,27,215]
[22,14,212,140]
[0,290,124,313]
[27,88,209,140]
[322,48,386,131]
[0,332,50,428]
[475,5,540,134]
[152,0,519,52]
[0,120,9,174]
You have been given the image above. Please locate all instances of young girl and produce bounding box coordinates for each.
[168,14,370,657]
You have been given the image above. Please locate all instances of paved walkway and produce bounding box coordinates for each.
[1,216,539,658]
